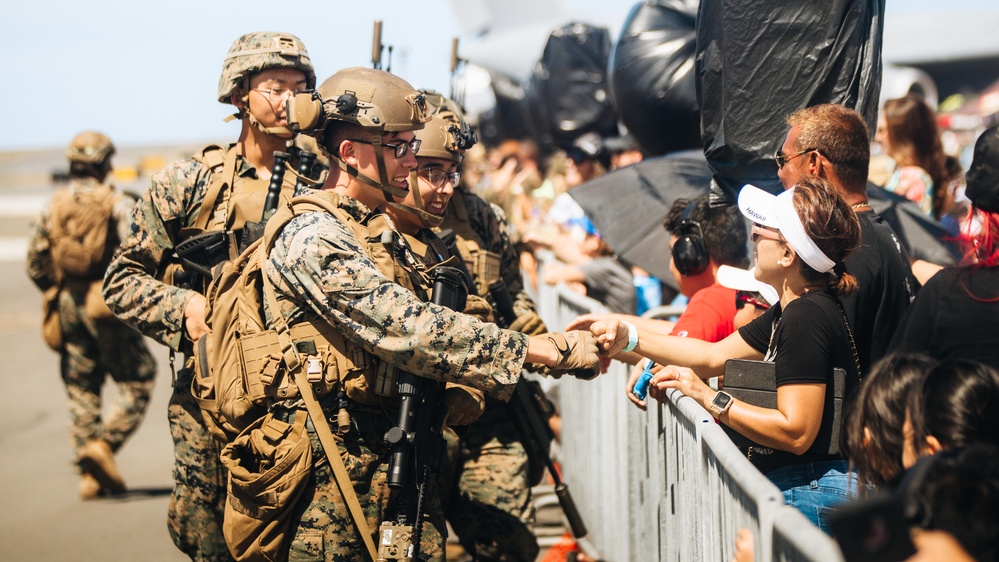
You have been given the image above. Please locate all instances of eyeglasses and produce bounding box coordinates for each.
[251,87,305,101]
[751,223,783,243]
[348,138,421,159]
[774,147,820,170]
[418,167,460,188]
[735,291,770,311]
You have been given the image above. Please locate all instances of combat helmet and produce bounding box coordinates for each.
[218,31,316,138]
[400,94,479,227]
[414,90,478,163]
[66,131,115,164]
[287,67,430,200]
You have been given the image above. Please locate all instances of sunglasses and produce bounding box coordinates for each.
[773,147,820,169]
[751,223,783,243]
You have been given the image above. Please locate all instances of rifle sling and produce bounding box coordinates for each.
[261,251,379,562]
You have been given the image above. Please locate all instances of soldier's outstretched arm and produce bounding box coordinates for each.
[265,210,600,401]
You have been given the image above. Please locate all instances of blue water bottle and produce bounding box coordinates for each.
[633,360,656,400]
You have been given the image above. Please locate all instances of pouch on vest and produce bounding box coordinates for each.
[195,193,370,443]
[220,411,314,562]
[41,286,62,351]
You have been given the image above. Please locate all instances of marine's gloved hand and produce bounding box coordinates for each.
[507,311,547,336]
[532,331,600,380]
[462,294,495,324]
[443,384,486,426]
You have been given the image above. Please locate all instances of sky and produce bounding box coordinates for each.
[1,0,996,152]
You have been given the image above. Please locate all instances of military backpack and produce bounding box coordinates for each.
[48,183,120,280]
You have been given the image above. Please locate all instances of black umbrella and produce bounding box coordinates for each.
[568,150,713,289]
[868,184,960,266]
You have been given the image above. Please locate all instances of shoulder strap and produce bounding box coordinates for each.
[192,145,240,231]
[258,248,378,561]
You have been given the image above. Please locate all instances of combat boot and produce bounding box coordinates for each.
[79,471,102,500]
[80,439,126,494]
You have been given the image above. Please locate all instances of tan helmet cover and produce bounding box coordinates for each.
[288,67,430,200]
[301,67,431,134]
[66,131,115,164]
[414,114,463,163]
[217,32,316,104]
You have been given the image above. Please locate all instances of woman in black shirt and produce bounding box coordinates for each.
[591,177,861,531]
[891,125,999,370]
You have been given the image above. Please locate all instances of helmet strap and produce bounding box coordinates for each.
[333,155,409,199]
[382,170,443,228]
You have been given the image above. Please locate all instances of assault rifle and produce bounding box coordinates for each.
[437,229,588,539]
[489,280,588,539]
[380,266,468,561]
[174,150,289,287]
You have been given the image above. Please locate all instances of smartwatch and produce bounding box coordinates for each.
[709,391,734,417]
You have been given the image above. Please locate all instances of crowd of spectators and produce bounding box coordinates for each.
[455,97,999,560]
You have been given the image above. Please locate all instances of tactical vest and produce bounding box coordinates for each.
[197,191,443,441]
[441,191,502,296]
[230,193,444,414]
[335,214,446,407]
[161,144,296,292]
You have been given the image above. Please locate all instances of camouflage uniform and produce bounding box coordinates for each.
[27,176,156,484]
[439,188,543,561]
[104,145,304,562]
[263,190,527,562]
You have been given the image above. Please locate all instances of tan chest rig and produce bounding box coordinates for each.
[161,144,296,293]
[440,192,502,296]
[197,193,448,441]
[336,217,451,407]
[241,200,447,412]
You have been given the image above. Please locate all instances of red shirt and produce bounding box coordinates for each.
[670,283,737,342]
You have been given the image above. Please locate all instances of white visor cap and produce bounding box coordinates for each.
[738,184,836,274]
[716,265,780,305]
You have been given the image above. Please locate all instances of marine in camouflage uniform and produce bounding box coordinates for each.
[417,92,549,561]
[102,32,318,562]
[260,67,600,562]
[26,131,157,500]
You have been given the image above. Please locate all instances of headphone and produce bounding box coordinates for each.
[672,202,710,276]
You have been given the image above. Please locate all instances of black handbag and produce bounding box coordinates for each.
[720,359,848,474]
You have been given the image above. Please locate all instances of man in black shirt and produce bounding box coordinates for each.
[774,104,917,375]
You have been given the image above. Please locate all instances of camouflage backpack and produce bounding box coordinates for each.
[193,192,362,443]
[48,184,120,280]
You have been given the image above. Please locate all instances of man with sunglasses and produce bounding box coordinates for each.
[775,104,916,375]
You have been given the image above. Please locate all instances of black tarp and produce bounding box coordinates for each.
[479,72,531,146]
[526,22,619,151]
[696,0,886,198]
[608,1,702,157]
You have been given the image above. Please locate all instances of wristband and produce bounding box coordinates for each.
[621,321,639,353]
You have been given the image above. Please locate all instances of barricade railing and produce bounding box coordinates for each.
[536,279,845,562]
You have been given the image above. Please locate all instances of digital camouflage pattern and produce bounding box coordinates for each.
[440,407,535,561]
[439,188,542,561]
[263,190,528,561]
[217,32,316,104]
[27,176,156,478]
[103,145,269,562]
[264,193,526,399]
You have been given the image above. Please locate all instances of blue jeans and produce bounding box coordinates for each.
[766,460,857,534]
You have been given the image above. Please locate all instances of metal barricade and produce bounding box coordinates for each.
[537,278,844,562]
